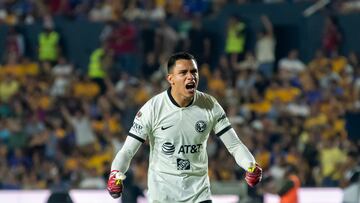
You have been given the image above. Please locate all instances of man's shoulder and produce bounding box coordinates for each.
[143,90,167,108]
[196,90,216,100]
[195,91,218,106]
[151,90,167,102]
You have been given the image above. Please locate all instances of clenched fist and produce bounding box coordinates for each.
[107,170,126,198]
[245,164,262,187]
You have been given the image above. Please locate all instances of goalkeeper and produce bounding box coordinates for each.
[107,52,262,203]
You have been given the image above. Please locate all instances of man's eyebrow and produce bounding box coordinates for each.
[176,68,189,73]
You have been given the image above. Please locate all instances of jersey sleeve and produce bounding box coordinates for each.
[211,97,232,137]
[128,101,153,143]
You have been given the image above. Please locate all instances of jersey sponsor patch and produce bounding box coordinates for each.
[131,122,143,134]
[195,120,207,132]
[177,158,190,170]
[178,144,202,154]
[162,142,175,155]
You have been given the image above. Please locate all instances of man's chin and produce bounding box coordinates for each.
[185,88,196,96]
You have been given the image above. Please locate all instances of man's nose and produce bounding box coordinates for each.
[186,72,195,80]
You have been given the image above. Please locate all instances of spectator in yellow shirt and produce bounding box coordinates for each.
[0,74,20,102]
[73,76,100,100]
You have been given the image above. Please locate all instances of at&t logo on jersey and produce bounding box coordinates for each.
[178,144,202,154]
[162,142,175,155]
[195,120,207,132]
[177,158,190,170]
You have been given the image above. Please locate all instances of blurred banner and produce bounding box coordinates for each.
[264,188,343,203]
[0,188,345,203]
[0,190,239,203]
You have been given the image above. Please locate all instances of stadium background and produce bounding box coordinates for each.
[0,0,359,203]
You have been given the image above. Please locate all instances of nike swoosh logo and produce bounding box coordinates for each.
[161,125,173,130]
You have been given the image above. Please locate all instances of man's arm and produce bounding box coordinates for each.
[60,105,73,126]
[108,136,143,198]
[219,128,262,187]
[219,128,255,170]
[261,15,273,37]
[111,136,142,172]
[210,96,262,186]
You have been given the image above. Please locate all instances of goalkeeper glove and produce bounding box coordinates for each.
[107,170,126,198]
[245,163,262,187]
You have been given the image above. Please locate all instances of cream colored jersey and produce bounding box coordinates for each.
[129,89,232,203]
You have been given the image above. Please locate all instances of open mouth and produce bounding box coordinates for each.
[185,82,196,93]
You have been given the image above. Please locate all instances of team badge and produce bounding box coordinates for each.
[195,120,207,133]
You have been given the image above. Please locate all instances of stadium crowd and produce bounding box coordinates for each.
[0,0,360,202]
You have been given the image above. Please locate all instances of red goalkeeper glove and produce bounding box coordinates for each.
[107,170,125,198]
[245,163,262,187]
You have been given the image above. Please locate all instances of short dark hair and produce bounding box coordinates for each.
[167,52,196,73]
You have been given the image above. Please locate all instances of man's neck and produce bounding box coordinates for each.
[169,88,193,107]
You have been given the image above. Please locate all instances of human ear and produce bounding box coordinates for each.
[167,74,174,85]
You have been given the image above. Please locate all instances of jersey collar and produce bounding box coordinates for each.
[167,87,194,108]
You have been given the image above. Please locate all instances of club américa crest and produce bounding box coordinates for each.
[195,120,207,132]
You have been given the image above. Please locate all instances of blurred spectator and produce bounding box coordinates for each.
[330,51,347,74]
[88,1,113,22]
[72,75,100,100]
[265,80,301,104]
[139,19,156,56]
[322,16,342,57]
[79,168,106,189]
[123,0,144,22]
[208,69,226,99]
[107,18,137,74]
[50,57,73,97]
[37,17,61,67]
[225,15,246,67]
[216,55,234,86]
[0,7,18,25]
[47,0,71,16]
[278,49,305,81]
[269,155,287,181]
[186,14,211,65]
[319,137,347,186]
[0,73,19,103]
[155,20,180,59]
[236,51,258,71]
[88,42,113,94]
[278,165,301,203]
[235,54,257,100]
[308,49,330,81]
[143,0,165,21]
[4,26,25,63]
[255,15,275,79]
[140,52,160,80]
[60,102,97,156]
